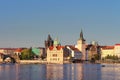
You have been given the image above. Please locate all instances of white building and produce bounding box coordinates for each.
[66,46,82,60]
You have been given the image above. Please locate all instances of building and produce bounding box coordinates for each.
[45,34,54,49]
[114,44,120,57]
[37,47,45,58]
[75,30,86,60]
[47,39,64,63]
[31,47,45,59]
[65,45,82,60]
[86,41,101,60]
[101,46,114,59]
[14,48,22,56]
[101,44,120,59]
[0,53,3,62]
[0,48,16,55]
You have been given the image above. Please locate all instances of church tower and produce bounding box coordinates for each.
[76,30,86,60]
[45,34,54,49]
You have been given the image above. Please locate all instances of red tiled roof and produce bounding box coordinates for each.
[49,46,54,50]
[101,46,114,50]
[115,44,120,46]
[15,48,22,52]
[48,46,64,51]
[0,48,16,50]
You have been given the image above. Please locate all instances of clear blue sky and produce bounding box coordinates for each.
[0,0,120,48]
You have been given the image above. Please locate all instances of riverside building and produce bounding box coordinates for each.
[47,39,64,63]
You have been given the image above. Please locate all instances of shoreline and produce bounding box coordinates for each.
[1,60,120,64]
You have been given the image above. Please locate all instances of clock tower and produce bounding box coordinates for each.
[76,30,86,60]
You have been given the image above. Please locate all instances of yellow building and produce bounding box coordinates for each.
[47,39,64,63]
[101,46,114,59]
[114,44,120,57]
[101,44,120,59]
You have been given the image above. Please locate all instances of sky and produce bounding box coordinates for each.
[0,0,120,48]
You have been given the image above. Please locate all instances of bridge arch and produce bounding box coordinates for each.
[3,55,16,63]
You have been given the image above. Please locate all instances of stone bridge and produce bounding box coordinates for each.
[0,54,20,63]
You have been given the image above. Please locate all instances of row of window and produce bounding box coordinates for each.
[50,58,60,61]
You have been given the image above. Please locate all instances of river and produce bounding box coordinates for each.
[0,63,120,80]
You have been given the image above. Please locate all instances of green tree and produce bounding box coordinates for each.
[93,54,100,60]
[105,55,119,60]
[21,48,31,60]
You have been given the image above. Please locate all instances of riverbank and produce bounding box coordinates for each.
[1,60,120,64]
[17,60,120,64]
[18,60,70,64]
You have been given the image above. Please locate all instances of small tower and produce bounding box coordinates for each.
[45,34,54,48]
[53,38,61,47]
[76,30,86,60]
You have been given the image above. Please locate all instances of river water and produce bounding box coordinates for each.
[0,63,120,80]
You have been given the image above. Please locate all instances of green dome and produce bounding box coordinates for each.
[54,38,60,46]
[32,48,40,56]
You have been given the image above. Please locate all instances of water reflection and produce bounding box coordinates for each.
[0,63,120,80]
[63,64,83,80]
[0,64,47,80]
[46,64,63,80]
[83,64,101,80]
[101,64,120,80]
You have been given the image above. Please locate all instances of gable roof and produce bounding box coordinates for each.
[66,45,80,52]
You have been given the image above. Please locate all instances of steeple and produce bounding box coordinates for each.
[54,38,61,47]
[45,34,54,48]
[47,34,52,41]
[79,29,85,41]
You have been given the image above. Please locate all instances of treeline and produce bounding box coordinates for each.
[19,48,45,60]
[105,55,119,60]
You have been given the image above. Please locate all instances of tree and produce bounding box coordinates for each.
[21,48,31,60]
[105,55,119,60]
[93,54,100,60]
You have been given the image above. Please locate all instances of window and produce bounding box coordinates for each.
[53,54,57,57]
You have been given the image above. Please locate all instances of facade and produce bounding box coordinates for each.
[38,47,46,58]
[101,44,120,59]
[0,53,3,62]
[0,48,16,55]
[14,48,22,56]
[65,45,82,60]
[114,44,120,57]
[75,30,86,60]
[101,46,114,59]
[87,41,101,60]
[47,39,63,63]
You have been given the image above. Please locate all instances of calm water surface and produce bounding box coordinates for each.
[0,63,120,80]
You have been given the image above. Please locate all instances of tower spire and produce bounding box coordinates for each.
[80,29,85,41]
[47,34,52,41]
